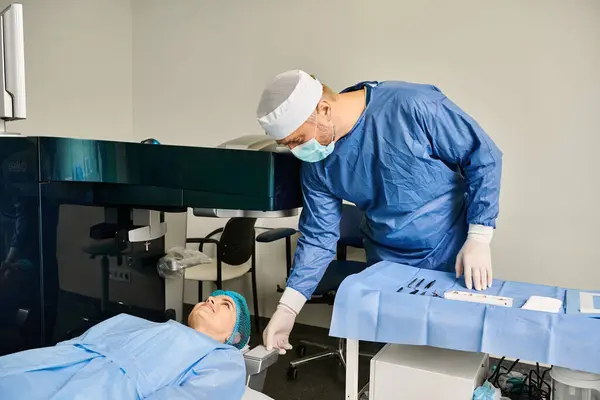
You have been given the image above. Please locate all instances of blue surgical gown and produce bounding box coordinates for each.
[0,314,246,400]
[289,81,503,299]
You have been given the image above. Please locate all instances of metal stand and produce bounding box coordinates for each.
[346,339,360,400]
[164,273,185,323]
[161,212,187,322]
[288,337,374,379]
[290,339,345,369]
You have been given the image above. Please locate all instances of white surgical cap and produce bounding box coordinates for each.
[256,69,323,140]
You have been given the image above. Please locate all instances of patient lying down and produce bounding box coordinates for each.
[0,290,251,400]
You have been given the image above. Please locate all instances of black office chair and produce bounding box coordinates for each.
[185,217,261,333]
[286,204,372,380]
[255,227,298,294]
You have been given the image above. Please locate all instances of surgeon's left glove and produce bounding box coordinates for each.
[455,224,493,291]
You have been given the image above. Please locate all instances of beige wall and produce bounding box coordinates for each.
[131,0,600,327]
[1,0,133,140]
[10,0,600,328]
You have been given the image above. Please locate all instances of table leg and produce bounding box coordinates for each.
[346,339,359,400]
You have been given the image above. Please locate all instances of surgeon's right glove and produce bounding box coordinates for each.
[263,287,307,355]
[263,304,296,355]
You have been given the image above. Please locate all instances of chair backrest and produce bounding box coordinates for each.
[308,204,367,302]
[338,204,364,249]
[219,217,257,265]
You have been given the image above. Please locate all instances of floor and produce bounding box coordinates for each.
[249,317,376,400]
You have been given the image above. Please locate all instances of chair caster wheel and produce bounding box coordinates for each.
[287,366,298,381]
[296,345,307,357]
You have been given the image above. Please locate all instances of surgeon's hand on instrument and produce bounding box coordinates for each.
[455,224,493,291]
[263,288,307,355]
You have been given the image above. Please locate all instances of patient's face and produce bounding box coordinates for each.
[188,295,237,344]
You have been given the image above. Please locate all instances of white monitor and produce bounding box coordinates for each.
[0,3,25,133]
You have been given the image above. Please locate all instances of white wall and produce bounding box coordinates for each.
[3,0,133,141]
[2,0,136,308]
[131,0,600,327]
[15,0,599,328]
[131,0,334,327]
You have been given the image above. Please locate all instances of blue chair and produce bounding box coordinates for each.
[286,204,372,380]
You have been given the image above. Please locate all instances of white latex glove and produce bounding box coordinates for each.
[263,287,306,355]
[455,224,493,291]
[263,304,296,355]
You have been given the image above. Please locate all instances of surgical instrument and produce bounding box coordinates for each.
[420,291,427,296]
[409,289,419,295]
[407,278,418,288]
[424,280,436,290]
[397,286,404,293]
[415,278,425,288]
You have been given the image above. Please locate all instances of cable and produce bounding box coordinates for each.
[491,357,555,400]
[521,363,551,400]
[493,357,519,388]
[490,356,506,386]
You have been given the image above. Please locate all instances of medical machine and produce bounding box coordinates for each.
[0,3,25,134]
[369,344,488,400]
[0,135,301,355]
[244,345,280,394]
[551,367,600,400]
[193,135,299,218]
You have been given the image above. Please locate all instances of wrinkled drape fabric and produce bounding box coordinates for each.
[0,314,246,400]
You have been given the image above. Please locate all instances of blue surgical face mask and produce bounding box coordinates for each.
[290,116,335,163]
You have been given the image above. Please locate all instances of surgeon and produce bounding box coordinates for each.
[0,290,251,400]
[257,70,502,354]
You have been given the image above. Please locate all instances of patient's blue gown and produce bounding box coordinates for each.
[0,314,246,400]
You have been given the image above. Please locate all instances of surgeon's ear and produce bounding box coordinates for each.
[316,100,332,119]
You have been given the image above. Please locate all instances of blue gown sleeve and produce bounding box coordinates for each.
[144,348,246,400]
[412,94,503,228]
[287,165,343,299]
